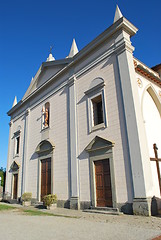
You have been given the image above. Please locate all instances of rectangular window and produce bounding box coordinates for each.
[92,95,104,126]
[16,136,20,155]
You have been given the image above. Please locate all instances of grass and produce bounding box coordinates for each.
[0,203,79,219]
[23,209,79,218]
[0,203,16,211]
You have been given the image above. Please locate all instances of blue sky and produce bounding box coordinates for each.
[0,0,161,168]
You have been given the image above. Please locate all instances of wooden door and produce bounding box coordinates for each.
[13,174,18,199]
[41,158,51,201]
[95,160,112,207]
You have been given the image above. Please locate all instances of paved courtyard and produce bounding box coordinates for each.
[0,204,161,240]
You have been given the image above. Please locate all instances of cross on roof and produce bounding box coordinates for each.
[150,143,161,194]
[50,45,53,54]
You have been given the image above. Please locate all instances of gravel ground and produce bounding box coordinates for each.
[0,205,161,240]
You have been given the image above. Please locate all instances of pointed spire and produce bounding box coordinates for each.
[46,53,55,62]
[68,39,79,58]
[46,45,55,62]
[12,96,17,107]
[114,5,123,23]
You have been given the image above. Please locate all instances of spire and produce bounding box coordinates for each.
[12,96,17,107]
[46,45,55,62]
[113,5,123,23]
[68,39,79,58]
[46,53,55,62]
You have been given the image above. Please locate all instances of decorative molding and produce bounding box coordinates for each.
[9,160,20,172]
[13,130,21,137]
[85,136,115,152]
[84,78,105,95]
[137,78,143,88]
[9,120,13,127]
[35,140,55,155]
[68,75,76,87]
[25,108,30,116]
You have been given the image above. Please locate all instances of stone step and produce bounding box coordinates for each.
[90,207,119,212]
[9,199,18,204]
[83,207,123,215]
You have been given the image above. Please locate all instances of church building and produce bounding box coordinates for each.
[5,6,161,216]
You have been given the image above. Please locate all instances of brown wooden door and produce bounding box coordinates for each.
[95,159,112,207]
[41,158,51,201]
[13,174,18,199]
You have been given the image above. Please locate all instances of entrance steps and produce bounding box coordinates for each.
[9,199,19,204]
[83,207,123,215]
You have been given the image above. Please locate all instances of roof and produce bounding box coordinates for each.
[8,10,138,116]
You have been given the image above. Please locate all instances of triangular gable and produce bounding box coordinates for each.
[10,161,20,172]
[22,59,71,101]
[85,136,114,152]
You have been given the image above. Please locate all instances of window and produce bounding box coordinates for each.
[84,77,107,133]
[91,95,103,126]
[16,136,20,155]
[14,128,21,157]
[42,102,50,129]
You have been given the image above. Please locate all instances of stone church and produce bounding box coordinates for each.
[5,6,161,216]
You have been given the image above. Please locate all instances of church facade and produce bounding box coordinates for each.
[5,6,161,216]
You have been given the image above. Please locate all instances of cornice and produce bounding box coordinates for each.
[134,58,161,85]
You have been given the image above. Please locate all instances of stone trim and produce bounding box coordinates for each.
[133,198,151,216]
[86,136,116,208]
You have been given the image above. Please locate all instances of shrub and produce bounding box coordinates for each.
[43,194,57,208]
[21,192,32,201]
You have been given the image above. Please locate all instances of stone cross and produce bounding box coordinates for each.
[150,143,161,194]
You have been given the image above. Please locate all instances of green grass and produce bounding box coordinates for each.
[0,203,79,219]
[0,204,16,211]
[23,209,79,218]
[23,210,55,216]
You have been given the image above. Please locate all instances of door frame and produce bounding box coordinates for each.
[40,157,52,201]
[94,159,112,207]
[36,140,55,202]
[85,136,116,208]
[12,172,19,200]
[38,154,53,202]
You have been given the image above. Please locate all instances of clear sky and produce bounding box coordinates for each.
[0,0,161,168]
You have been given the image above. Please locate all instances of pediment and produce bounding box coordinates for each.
[84,78,105,95]
[22,59,71,101]
[10,161,20,172]
[85,136,114,152]
[35,140,55,154]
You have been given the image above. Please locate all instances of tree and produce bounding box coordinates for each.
[0,167,6,187]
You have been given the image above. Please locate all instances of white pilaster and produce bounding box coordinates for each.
[21,108,30,195]
[68,75,79,209]
[114,19,153,215]
[5,120,13,194]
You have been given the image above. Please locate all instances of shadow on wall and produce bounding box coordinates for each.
[151,196,161,216]
[120,196,161,216]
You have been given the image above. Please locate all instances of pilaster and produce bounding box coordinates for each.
[68,75,80,209]
[21,108,30,195]
[5,120,13,193]
[115,26,153,216]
